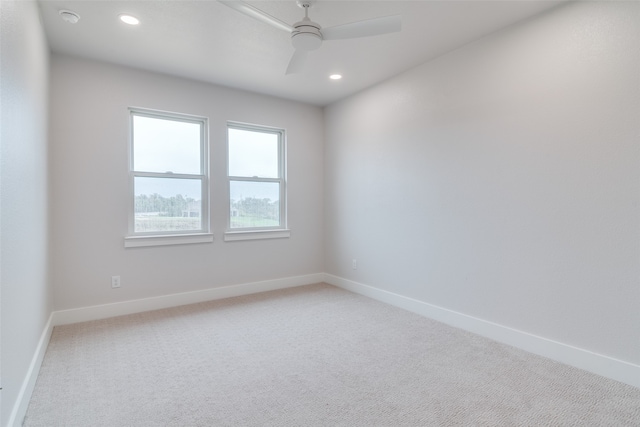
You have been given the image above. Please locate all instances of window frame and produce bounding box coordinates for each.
[225,121,289,241]
[125,107,212,247]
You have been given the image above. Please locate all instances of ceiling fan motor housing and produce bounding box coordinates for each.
[291,18,322,51]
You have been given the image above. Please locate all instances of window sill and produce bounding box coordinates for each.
[224,229,291,242]
[124,233,214,248]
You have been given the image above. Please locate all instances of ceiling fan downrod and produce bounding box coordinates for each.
[291,1,322,51]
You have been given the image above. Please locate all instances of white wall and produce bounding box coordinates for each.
[0,1,52,425]
[50,56,324,311]
[324,1,640,366]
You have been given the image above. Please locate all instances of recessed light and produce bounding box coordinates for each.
[59,10,80,24]
[119,14,140,25]
[329,74,342,80]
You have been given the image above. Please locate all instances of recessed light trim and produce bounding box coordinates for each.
[119,14,140,25]
[329,74,342,80]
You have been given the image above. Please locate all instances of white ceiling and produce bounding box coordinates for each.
[39,0,565,106]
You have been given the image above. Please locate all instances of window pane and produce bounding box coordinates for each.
[228,128,279,178]
[230,181,280,228]
[133,115,201,174]
[134,177,202,233]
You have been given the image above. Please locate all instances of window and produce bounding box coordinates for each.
[125,108,211,247]
[225,122,289,241]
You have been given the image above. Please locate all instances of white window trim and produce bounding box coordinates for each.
[126,107,211,247]
[224,229,291,242]
[225,122,288,241]
[125,233,214,248]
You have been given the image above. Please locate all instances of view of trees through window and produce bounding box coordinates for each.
[131,110,206,234]
[134,193,201,232]
[230,197,279,228]
[130,113,284,235]
[229,181,280,228]
[228,125,284,229]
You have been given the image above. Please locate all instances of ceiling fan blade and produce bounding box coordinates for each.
[322,15,401,41]
[285,50,308,75]
[219,1,293,33]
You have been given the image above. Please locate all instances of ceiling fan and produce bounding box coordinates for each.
[219,0,402,74]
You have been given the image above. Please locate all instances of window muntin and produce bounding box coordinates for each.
[227,123,285,231]
[130,108,208,236]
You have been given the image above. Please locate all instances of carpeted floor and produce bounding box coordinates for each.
[25,283,640,426]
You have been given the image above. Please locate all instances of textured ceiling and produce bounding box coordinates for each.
[39,1,565,106]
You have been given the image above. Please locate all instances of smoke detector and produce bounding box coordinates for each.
[59,10,80,24]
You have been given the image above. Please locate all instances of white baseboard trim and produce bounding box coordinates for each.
[13,272,637,427]
[53,273,325,326]
[324,274,640,389]
[8,312,55,427]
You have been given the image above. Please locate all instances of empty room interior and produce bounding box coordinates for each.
[1,0,639,425]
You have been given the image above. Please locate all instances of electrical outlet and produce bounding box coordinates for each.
[111,275,121,288]
[352,259,357,270]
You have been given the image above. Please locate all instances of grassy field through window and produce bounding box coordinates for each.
[230,215,279,228]
[135,216,200,233]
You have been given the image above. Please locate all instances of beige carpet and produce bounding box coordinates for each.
[25,283,640,426]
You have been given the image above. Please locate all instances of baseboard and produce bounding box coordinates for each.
[324,274,640,389]
[14,272,637,427]
[7,312,55,427]
[53,273,324,326]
